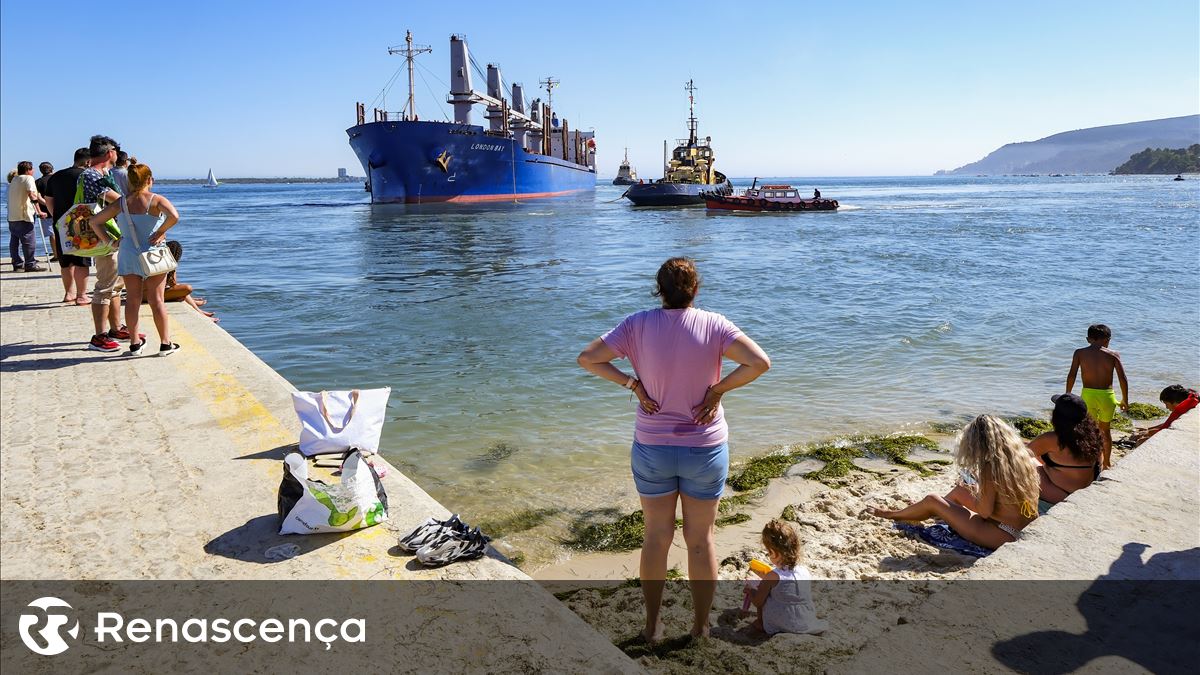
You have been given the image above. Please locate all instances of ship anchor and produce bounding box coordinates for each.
[434,150,452,173]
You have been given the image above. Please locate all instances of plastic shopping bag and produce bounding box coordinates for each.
[278,451,389,535]
[55,203,120,257]
[291,388,391,457]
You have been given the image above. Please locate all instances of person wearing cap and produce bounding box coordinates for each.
[1027,393,1104,505]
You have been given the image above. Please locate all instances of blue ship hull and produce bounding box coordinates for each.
[347,121,596,203]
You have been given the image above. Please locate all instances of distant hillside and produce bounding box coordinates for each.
[1113,144,1200,174]
[941,115,1200,175]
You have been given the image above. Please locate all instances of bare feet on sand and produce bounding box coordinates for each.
[642,620,664,644]
[690,623,711,639]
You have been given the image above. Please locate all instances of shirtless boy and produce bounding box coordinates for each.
[1065,324,1129,469]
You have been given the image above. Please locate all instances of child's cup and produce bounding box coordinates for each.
[749,558,772,575]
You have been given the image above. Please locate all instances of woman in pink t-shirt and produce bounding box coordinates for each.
[577,257,771,641]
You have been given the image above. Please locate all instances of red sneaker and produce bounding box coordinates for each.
[107,325,146,341]
[88,335,121,352]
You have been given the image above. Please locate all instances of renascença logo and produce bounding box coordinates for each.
[15,596,365,655]
[18,597,80,656]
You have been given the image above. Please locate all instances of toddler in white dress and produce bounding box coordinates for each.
[745,519,828,636]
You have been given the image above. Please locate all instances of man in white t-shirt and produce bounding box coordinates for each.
[6,161,46,272]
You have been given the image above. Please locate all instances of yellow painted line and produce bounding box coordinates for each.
[169,320,390,548]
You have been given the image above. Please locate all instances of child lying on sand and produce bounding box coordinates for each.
[743,519,828,636]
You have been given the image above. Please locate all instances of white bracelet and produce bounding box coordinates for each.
[625,376,636,390]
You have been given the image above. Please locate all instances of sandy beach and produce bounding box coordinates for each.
[531,418,1198,673]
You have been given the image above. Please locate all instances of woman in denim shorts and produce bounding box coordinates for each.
[577,257,771,641]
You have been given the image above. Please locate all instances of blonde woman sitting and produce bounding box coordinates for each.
[872,415,1039,549]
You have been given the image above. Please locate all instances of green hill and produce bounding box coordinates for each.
[1112,144,1200,174]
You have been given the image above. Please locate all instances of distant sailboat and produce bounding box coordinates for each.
[204,169,219,188]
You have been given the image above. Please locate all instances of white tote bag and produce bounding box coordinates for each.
[291,388,390,456]
[277,451,389,535]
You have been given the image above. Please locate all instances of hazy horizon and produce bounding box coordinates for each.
[2,0,1197,179]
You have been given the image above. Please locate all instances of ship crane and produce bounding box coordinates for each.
[447,35,543,132]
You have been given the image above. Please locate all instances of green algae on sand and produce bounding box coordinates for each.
[1125,402,1168,420]
[727,434,946,489]
[1008,416,1053,439]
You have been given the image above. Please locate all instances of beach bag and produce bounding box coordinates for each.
[278,450,389,535]
[120,195,177,277]
[55,176,121,257]
[291,388,391,457]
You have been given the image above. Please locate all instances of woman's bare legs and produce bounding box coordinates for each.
[144,273,170,345]
[639,492,678,643]
[182,293,217,321]
[872,493,1016,550]
[680,493,720,638]
[122,275,144,347]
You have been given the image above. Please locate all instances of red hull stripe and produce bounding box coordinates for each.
[405,188,588,203]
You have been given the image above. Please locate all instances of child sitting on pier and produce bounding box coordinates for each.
[1130,385,1198,446]
[744,519,827,636]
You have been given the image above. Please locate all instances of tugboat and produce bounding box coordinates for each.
[625,80,732,206]
[613,148,638,185]
[704,179,838,212]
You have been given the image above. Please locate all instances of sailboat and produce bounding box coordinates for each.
[203,169,219,188]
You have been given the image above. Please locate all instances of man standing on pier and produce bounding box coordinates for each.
[80,136,127,352]
[44,148,93,306]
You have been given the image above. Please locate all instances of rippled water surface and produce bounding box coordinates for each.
[115,176,1200,523]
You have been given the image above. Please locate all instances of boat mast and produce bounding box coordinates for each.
[684,79,698,145]
[389,30,431,121]
[539,76,559,110]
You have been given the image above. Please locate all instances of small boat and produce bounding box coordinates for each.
[626,80,732,206]
[204,169,219,188]
[1174,174,1185,181]
[612,148,638,185]
[704,180,838,212]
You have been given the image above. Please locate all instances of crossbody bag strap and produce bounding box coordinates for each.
[120,196,141,249]
[318,390,361,433]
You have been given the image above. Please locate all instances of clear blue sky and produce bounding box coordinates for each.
[2,0,1196,178]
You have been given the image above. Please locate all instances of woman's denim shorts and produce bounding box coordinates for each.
[630,441,729,501]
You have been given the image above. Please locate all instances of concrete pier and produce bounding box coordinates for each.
[0,267,640,672]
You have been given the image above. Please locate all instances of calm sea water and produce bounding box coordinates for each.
[32,176,1200,526]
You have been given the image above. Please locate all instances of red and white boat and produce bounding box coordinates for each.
[704,180,838,212]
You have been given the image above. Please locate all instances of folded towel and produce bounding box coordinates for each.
[894,522,993,558]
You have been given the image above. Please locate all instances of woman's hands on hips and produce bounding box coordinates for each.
[692,386,723,424]
[633,380,659,414]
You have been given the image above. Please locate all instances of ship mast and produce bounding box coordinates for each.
[389,30,432,121]
[539,76,560,110]
[684,79,698,145]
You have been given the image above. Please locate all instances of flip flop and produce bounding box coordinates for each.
[74,296,91,306]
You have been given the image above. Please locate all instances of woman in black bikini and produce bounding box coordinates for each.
[1027,393,1104,503]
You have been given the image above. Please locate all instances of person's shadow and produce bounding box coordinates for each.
[992,543,1200,674]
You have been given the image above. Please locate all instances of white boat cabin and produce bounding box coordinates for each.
[744,184,800,200]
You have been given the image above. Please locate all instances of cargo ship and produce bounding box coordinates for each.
[347,33,596,203]
[625,80,731,206]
